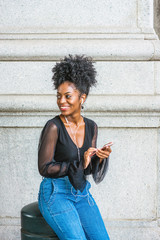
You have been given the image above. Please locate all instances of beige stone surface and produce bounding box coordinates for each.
[94,62,154,95]
[0,128,41,217]
[0,61,155,95]
[154,0,160,39]
[0,62,54,94]
[138,0,153,28]
[1,221,160,240]
[157,129,160,222]
[3,95,160,113]
[0,0,137,33]
[0,40,159,60]
[155,61,160,94]
[91,127,157,220]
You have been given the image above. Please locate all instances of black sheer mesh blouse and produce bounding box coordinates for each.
[38,115,109,192]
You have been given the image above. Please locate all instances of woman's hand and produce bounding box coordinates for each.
[84,147,97,169]
[96,146,112,163]
[84,146,112,169]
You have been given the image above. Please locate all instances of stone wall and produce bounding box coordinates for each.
[1,1,160,239]
[154,0,160,38]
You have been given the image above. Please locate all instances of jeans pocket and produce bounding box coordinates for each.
[42,179,56,205]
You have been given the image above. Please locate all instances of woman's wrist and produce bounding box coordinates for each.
[99,158,103,163]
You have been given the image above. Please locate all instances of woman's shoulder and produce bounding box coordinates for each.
[47,115,60,125]
[84,116,97,128]
[84,117,98,138]
[43,115,61,133]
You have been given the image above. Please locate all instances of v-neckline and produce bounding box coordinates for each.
[58,115,86,149]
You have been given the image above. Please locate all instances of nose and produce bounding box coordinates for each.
[58,95,66,104]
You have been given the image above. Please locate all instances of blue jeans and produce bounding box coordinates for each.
[38,176,110,240]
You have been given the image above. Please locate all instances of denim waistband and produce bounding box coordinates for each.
[39,176,94,206]
[40,176,91,196]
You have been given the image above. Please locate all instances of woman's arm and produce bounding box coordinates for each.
[38,120,87,191]
[38,121,69,178]
[84,122,110,183]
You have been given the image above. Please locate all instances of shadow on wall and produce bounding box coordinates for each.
[154,0,160,39]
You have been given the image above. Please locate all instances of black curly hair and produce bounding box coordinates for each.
[52,55,97,96]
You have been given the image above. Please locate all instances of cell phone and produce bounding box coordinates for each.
[101,142,113,150]
[90,142,113,157]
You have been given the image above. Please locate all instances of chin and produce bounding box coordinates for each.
[60,110,70,116]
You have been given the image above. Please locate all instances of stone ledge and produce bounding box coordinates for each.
[0,39,160,61]
[0,217,158,228]
[1,113,160,128]
[0,29,158,40]
[1,225,160,240]
[1,220,160,240]
[1,95,160,128]
[1,95,160,113]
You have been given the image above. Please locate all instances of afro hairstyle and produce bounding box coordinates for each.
[52,55,97,96]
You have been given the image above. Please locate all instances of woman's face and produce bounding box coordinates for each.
[57,81,84,116]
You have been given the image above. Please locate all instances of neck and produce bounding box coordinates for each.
[62,113,82,126]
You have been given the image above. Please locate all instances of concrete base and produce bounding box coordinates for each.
[1,220,160,240]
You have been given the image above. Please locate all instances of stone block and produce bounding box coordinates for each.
[1,220,160,240]
[154,0,160,39]
[138,0,153,28]
[0,62,54,94]
[0,61,155,95]
[90,127,157,220]
[0,128,41,217]
[0,226,20,240]
[0,40,158,61]
[0,0,137,33]
[155,62,160,94]
[157,129,160,221]
[92,62,154,95]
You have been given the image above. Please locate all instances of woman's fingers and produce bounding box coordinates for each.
[100,147,112,154]
[84,148,97,169]
[104,146,112,153]
[88,148,97,156]
[88,147,97,153]
[96,152,109,159]
[96,147,112,159]
[84,146,112,168]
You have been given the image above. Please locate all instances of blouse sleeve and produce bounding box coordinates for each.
[38,121,69,178]
[85,122,109,183]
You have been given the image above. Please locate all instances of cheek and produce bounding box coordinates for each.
[70,97,80,105]
[74,99,81,107]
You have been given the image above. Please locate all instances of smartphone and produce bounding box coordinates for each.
[101,142,113,150]
[90,142,113,157]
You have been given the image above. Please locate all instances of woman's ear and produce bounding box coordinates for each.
[81,94,86,104]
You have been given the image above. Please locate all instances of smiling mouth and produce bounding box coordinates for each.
[60,106,70,111]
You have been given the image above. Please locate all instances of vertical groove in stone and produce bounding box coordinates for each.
[154,0,160,39]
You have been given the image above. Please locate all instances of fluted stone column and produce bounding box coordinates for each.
[0,1,160,239]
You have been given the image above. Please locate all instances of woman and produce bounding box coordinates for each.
[38,55,112,240]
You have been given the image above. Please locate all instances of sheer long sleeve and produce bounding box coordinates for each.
[38,121,69,178]
[38,120,85,191]
[85,122,109,183]
[38,117,109,191]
